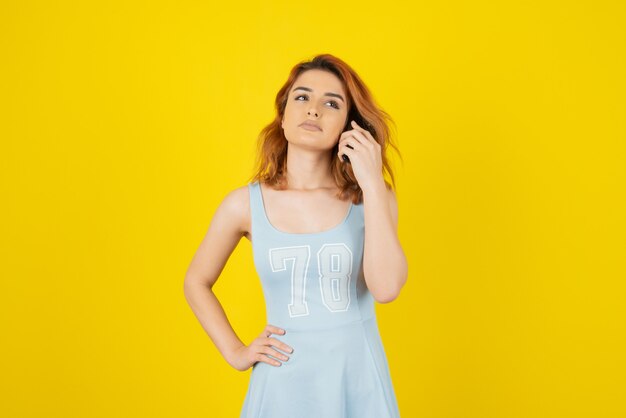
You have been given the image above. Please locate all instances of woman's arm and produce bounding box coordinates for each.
[361,179,408,303]
[183,186,293,371]
[336,120,408,304]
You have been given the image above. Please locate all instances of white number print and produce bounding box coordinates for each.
[269,244,353,317]
[318,244,352,312]
[269,246,311,317]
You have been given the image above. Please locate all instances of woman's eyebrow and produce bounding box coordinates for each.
[292,86,345,103]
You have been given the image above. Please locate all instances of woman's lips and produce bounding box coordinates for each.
[300,124,322,131]
[300,122,322,131]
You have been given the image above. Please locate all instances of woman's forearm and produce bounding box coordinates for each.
[183,280,245,365]
[361,180,408,303]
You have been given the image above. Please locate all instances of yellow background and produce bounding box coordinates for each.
[1,1,625,417]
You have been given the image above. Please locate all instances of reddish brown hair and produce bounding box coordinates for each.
[248,53,402,204]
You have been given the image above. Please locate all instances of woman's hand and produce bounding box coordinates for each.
[227,324,294,371]
[337,120,385,190]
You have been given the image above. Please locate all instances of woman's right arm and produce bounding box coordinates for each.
[183,186,293,371]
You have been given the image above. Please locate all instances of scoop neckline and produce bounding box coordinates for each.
[256,181,354,236]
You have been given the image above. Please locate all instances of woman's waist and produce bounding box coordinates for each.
[268,312,377,333]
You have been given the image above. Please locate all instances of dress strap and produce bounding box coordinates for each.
[247,180,271,236]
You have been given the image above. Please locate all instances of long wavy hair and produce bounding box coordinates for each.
[248,53,402,204]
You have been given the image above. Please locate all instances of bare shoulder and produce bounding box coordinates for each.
[219,184,251,240]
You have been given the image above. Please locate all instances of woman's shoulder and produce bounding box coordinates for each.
[215,183,252,239]
[219,183,251,206]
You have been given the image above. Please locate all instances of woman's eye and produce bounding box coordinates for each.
[294,95,340,109]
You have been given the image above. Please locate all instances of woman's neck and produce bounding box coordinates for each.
[284,149,335,190]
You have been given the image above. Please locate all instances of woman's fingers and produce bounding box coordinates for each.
[262,345,290,362]
[340,128,369,148]
[250,339,280,367]
[262,324,285,337]
[265,337,294,354]
[350,120,377,145]
[251,324,294,367]
[255,352,282,367]
[339,132,377,158]
[338,139,357,161]
[340,138,358,152]
[254,337,292,356]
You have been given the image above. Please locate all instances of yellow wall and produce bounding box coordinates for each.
[1,1,624,417]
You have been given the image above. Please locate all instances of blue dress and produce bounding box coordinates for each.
[240,181,400,418]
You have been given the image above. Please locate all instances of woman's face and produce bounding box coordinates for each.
[281,69,349,153]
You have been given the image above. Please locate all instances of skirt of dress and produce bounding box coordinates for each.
[239,316,400,418]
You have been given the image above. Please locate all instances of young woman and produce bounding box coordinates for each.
[184,53,408,417]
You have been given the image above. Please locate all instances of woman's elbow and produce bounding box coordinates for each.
[373,290,400,304]
[372,278,406,304]
[374,292,397,304]
[364,259,408,303]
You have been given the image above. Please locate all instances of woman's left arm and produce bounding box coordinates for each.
[361,180,408,303]
[338,120,408,303]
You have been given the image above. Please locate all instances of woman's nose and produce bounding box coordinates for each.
[307,101,320,117]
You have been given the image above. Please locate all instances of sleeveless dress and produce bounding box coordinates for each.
[240,181,400,418]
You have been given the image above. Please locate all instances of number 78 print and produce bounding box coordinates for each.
[269,244,353,317]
